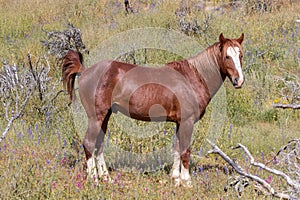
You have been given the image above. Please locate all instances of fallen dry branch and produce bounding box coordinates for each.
[207,139,300,199]
[272,103,300,109]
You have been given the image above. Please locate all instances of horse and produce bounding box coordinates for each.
[62,33,244,187]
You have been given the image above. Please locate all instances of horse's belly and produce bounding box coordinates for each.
[112,85,181,122]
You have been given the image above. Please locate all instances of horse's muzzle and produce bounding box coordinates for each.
[232,77,244,88]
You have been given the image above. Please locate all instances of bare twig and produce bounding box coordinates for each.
[0,62,34,142]
[0,91,31,143]
[273,73,300,106]
[41,23,88,60]
[235,143,298,190]
[207,139,299,199]
[0,54,54,142]
[272,103,300,109]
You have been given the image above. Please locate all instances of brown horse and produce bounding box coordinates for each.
[62,33,244,187]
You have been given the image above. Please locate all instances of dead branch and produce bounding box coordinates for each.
[41,23,88,60]
[207,139,299,199]
[0,54,55,142]
[0,92,30,143]
[0,62,34,142]
[273,73,300,107]
[234,143,298,191]
[272,103,300,109]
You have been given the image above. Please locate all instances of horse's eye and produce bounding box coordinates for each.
[226,55,230,59]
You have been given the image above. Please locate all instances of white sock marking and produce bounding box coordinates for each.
[87,156,98,181]
[171,151,181,179]
[97,152,109,180]
[180,163,191,181]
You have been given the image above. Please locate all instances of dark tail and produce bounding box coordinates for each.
[62,50,84,102]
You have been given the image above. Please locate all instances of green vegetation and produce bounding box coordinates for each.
[0,0,299,199]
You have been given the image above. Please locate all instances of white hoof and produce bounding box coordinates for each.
[174,178,181,187]
[87,157,98,181]
[170,168,180,180]
[181,179,192,188]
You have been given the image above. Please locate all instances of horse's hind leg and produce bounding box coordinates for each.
[83,118,101,182]
[95,110,112,181]
[83,110,111,183]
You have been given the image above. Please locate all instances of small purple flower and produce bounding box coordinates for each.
[63,139,67,147]
[27,128,33,139]
[46,159,50,165]
[198,166,204,173]
[265,175,272,184]
[273,156,279,165]
[35,123,39,130]
[246,51,251,57]
[117,172,122,179]
[149,3,156,9]
[145,187,149,192]
[52,181,57,189]
[261,152,265,163]
[61,156,67,165]
[103,175,109,183]
[77,181,82,190]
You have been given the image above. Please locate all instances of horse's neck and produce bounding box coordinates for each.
[187,47,224,98]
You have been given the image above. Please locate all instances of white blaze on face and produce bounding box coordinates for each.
[226,46,244,86]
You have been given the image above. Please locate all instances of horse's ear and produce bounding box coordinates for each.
[237,33,244,44]
[219,33,226,44]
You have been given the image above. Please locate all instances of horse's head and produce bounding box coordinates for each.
[218,33,244,88]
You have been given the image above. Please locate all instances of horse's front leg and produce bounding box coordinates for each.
[177,119,194,187]
[171,130,181,186]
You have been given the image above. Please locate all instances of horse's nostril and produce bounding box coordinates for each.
[233,78,239,86]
